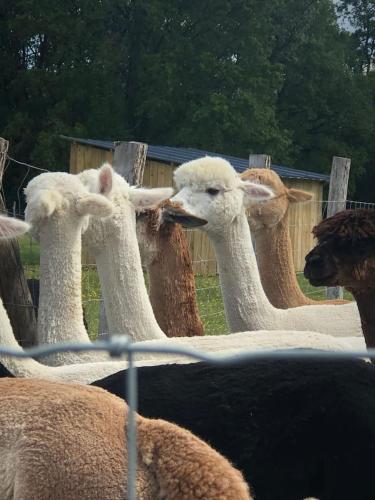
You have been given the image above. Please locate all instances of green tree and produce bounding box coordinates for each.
[119,0,291,159]
[1,0,373,203]
[269,0,373,194]
[337,0,375,73]
[0,0,127,205]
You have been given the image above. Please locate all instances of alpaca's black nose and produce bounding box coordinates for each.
[304,250,323,280]
[306,253,323,265]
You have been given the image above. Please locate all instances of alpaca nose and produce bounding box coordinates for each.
[162,205,207,228]
[306,253,322,265]
[304,251,322,278]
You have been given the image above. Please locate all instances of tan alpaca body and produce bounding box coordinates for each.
[137,203,204,337]
[243,168,349,308]
[0,378,251,500]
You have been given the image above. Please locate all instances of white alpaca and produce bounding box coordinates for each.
[78,164,364,351]
[0,378,251,500]
[168,157,363,339]
[24,171,116,365]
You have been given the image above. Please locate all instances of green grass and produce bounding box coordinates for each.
[296,273,353,301]
[18,234,353,339]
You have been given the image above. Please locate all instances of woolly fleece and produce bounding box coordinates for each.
[0,378,251,499]
[94,356,375,500]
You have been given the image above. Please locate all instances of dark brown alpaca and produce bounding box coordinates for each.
[136,202,204,337]
[304,208,375,349]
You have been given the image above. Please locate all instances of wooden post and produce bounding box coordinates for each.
[113,141,148,185]
[248,154,271,169]
[326,156,351,300]
[98,141,148,337]
[0,138,37,346]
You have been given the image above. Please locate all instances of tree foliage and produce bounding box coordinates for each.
[0,0,374,203]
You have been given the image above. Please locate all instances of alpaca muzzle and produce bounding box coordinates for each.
[162,205,207,228]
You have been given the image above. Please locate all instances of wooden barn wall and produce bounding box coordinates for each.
[283,179,323,272]
[70,143,323,274]
[69,143,114,174]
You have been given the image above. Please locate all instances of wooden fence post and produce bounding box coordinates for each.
[326,156,351,300]
[0,138,37,346]
[248,154,271,169]
[98,141,148,337]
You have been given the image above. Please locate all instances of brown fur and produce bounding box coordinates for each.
[313,208,375,242]
[306,209,375,349]
[242,168,348,307]
[137,201,204,337]
[0,378,251,499]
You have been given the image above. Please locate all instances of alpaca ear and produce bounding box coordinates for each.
[76,194,113,218]
[26,189,65,220]
[287,188,313,204]
[239,180,274,205]
[98,163,113,195]
[129,187,174,210]
[0,215,31,239]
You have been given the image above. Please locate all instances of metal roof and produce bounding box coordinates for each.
[61,135,330,182]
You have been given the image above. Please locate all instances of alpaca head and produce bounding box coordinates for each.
[304,209,375,292]
[0,215,30,239]
[136,200,184,267]
[166,157,274,235]
[136,206,163,267]
[24,171,113,241]
[241,168,313,232]
[78,163,173,252]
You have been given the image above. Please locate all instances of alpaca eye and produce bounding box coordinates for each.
[206,188,220,196]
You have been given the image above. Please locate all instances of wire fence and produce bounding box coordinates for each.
[1,335,374,499]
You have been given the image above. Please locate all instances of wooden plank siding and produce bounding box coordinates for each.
[283,179,323,272]
[69,143,324,274]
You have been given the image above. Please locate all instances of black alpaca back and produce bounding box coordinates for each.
[93,357,375,500]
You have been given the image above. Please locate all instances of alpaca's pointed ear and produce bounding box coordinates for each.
[129,187,174,210]
[287,188,313,204]
[239,180,274,206]
[98,163,113,195]
[76,194,113,218]
[0,215,31,239]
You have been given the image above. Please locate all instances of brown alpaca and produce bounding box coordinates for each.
[242,168,349,308]
[136,201,204,337]
[304,208,375,349]
[0,378,251,500]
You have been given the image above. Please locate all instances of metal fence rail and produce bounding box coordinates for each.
[1,336,374,500]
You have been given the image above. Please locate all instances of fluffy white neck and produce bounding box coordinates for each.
[38,216,108,364]
[0,291,46,377]
[84,209,166,341]
[209,212,362,337]
[0,295,161,383]
[210,213,277,331]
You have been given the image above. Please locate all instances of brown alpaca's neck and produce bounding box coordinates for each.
[254,213,348,308]
[349,289,375,350]
[254,212,310,308]
[148,223,204,337]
